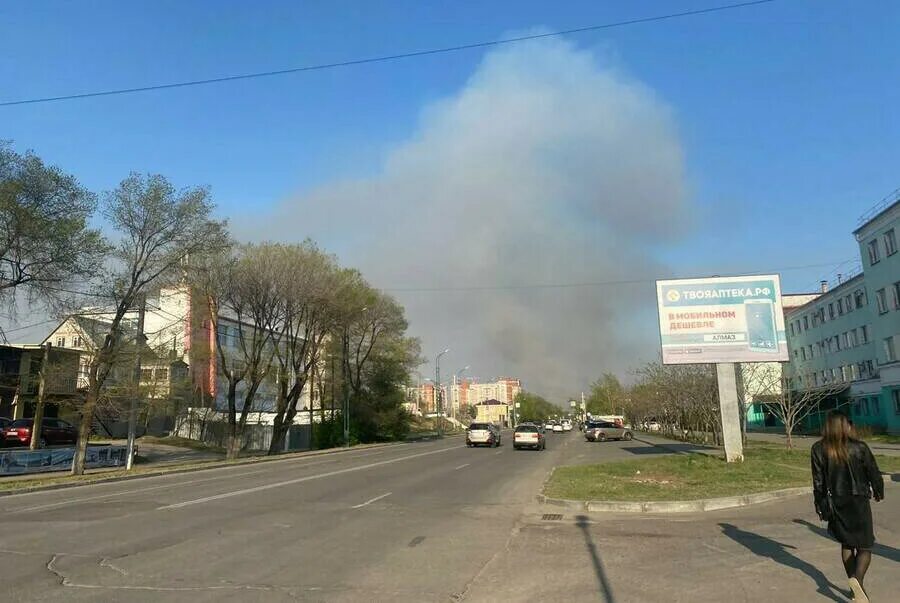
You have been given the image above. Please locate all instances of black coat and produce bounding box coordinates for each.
[811,439,884,514]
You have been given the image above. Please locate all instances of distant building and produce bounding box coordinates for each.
[474,399,510,427]
[748,191,900,434]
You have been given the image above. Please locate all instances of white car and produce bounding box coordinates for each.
[561,420,573,432]
[466,423,501,447]
[552,423,564,433]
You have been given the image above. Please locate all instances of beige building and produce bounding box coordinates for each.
[474,399,510,427]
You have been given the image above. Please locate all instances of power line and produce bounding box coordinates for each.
[0,0,779,107]
[378,260,853,293]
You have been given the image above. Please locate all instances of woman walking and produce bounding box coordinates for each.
[811,412,884,602]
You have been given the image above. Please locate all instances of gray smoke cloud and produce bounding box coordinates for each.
[242,37,691,401]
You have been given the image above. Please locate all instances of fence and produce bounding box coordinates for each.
[173,408,311,452]
[0,445,128,476]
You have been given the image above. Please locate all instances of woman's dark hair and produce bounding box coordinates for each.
[822,411,852,463]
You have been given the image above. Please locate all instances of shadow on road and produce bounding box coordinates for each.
[575,515,616,602]
[719,523,845,602]
[793,518,900,563]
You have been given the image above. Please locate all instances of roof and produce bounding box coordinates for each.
[854,191,900,235]
[476,399,506,406]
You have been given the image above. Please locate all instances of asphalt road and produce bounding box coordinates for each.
[0,430,895,602]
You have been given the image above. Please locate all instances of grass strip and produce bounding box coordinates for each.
[545,446,900,502]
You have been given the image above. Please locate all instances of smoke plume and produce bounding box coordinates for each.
[245,37,691,400]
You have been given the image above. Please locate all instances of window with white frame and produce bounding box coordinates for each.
[829,303,835,319]
[885,337,897,362]
[860,325,869,343]
[838,298,845,316]
[867,239,880,265]
[893,281,900,310]
[854,289,866,308]
[885,228,897,256]
[55,336,65,347]
[876,288,888,314]
[851,364,859,381]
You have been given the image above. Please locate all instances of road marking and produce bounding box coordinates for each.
[158,445,458,510]
[454,463,470,470]
[352,492,392,509]
[10,468,272,513]
[495,450,503,455]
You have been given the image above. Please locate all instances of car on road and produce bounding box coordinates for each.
[552,422,564,433]
[584,420,633,442]
[513,424,545,451]
[466,422,501,447]
[2,418,78,448]
[561,419,573,432]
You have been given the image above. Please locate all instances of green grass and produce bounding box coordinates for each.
[545,446,900,502]
[866,434,900,445]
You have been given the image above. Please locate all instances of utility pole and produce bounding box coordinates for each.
[126,295,146,470]
[29,342,52,450]
[435,349,449,437]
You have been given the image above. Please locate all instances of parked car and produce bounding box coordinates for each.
[585,421,633,442]
[466,423,501,447]
[2,418,78,448]
[0,417,11,429]
[513,424,545,451]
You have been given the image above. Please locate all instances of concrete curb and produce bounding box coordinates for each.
[536,486,814,514]
[0,436,459,497]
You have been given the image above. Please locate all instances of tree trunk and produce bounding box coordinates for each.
[72,385,100,475]
[225,382,240,460]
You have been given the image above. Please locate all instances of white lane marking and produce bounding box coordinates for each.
[352,492,392,509]
[14,468,272,513]
[158,445,459,510]
[495,450,503,455]
[454,463,470,470]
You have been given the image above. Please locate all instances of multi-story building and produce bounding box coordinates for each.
[474,399,510,427]
[43,284,310,414]
[774,192,900,434]
[409,376,522,417]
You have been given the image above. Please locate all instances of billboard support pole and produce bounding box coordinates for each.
[716,362,744,462]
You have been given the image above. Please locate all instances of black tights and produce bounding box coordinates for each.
[841,546,872,587]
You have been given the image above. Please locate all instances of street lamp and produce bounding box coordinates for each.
[453,366,469,422]
[435,348,449,437]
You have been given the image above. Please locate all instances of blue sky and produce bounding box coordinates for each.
[2,1,899,393]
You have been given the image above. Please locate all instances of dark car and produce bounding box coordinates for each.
[2,418,78,448]
[584,421,633,442]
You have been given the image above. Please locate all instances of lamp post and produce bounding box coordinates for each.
[453,366,469,423]
[435,349,449,437]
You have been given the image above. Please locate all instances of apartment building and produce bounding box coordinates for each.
[779,193,900,433]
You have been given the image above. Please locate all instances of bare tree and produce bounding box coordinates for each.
[267,243,344,455]
[203,245,284,459]
[71,174,228,475]
[748,368,846,448]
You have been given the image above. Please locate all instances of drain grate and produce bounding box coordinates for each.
[542,513,563,521]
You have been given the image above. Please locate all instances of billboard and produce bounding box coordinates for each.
[656,274,789,365]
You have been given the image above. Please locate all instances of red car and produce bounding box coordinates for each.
[2,418,78,448]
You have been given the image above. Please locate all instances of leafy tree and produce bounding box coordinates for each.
[585,373,624,416]
[0,143,105,304]
[464,405,477,421]
[514,391,557,423]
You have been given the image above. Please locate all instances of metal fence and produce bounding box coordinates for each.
[0,445,128,476]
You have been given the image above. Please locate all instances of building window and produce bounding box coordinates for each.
[800,347,806,361]
[828,303,835,319]
[832,367,840,381]
[842,332,850,349]
[885,337,897,363]
[837,298,845,316]
[842,366,851,382]
[790,322,796,337]
[867,239,880,265]
[876,288,888,314]
[803,316,809,330]
[893,390,900,414]
[872,397,880,415]
[854,289,866,308]
[851,364,860,381]
[846,295,853,312]
[140,368,153,381]
[72,336,83,347]
[866,359,875,375]
[155,368,169,381]
[893,281,900,310]
[860,325,868,344]
[885,228,897,256]
[834,335,841,351]
[55,337,65,347]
